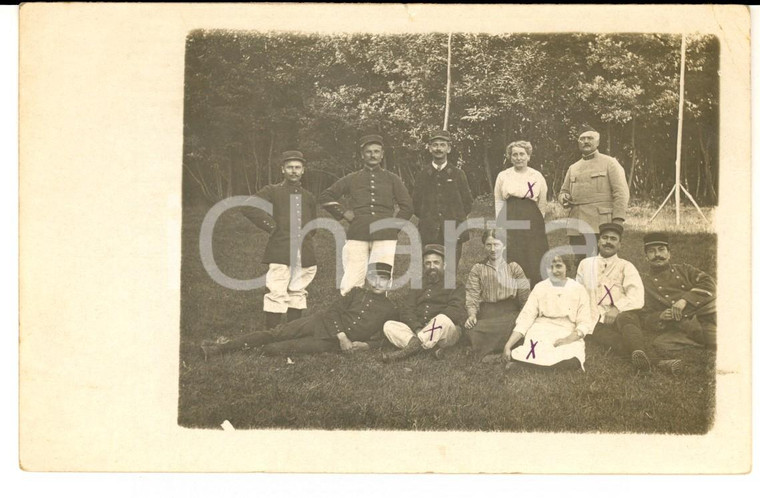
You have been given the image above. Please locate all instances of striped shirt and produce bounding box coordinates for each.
[465,259,531,317]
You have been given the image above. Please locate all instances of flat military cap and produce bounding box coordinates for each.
[643,232,670,247]
[367,262,393,277]
[422,243,446,259]
[280,150,306,164]
[429,129,452,142]
[578,125,598,135]
[598,222,624,237]
[358,134,384,148]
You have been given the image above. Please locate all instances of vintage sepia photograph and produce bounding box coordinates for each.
[18,4,750,474]
[180,30,720,433]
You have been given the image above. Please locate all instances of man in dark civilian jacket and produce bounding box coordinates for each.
[413,129,473,268]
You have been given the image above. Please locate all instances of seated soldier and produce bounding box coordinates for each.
[381,244,466,362]
[575,222,652,372]
[201,263,397,359]
[640,232,716,371]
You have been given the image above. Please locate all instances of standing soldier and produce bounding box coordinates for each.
[319,134,413,295]
[559,126,629,266]
[413,129,473,268]
[241,150,318,329]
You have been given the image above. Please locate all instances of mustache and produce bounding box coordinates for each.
[652,257,666,261]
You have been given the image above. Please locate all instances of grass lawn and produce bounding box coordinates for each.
[178,198,717,433]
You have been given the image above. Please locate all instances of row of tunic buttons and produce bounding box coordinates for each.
[352,297,373,327]
[370,173,376,215]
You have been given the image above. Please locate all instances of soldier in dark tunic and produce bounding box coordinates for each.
[319,134,413,296]
[412,129,473,268]
[241,150,318,329]
[381,244,467,362]
[640,232,717,368]
[201,263,398,358]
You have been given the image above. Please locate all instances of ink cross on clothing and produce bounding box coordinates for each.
[523,181,536,199]
[598,285,615,306]
[526,339,538,360]
[424,317,443,341]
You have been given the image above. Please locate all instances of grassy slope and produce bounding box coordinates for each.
[179,198,716,432]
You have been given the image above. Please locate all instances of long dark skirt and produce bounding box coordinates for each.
[467,299,521,358]
[499,197,549,289]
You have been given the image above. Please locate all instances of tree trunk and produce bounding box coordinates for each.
[268,129,275,185]
[483,141,494,193]
[606,122,612,154]
[628,117,636,190]
[698,124,717,204]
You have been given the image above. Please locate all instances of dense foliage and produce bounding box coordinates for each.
[183,31,719,206]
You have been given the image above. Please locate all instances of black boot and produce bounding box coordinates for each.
[381,336,423,363]
[265,312,284,329]
[286,308,303,323]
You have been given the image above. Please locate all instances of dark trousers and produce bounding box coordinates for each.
[222,315,339,356]
[420,221,466,268]
[568,234,598,275]
[586,311,647,358]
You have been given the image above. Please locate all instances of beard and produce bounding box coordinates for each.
[424,268,441,284]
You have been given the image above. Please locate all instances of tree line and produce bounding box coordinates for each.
[182,31,719,207]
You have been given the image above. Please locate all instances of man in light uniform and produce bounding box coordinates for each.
[559,126,630,266]
[319,134,413,295]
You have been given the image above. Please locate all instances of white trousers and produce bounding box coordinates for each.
[383,314,462,350]
[264,263,318,313]
[340,239,397,296]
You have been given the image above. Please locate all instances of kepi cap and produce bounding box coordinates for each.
[578,125,598,135]
[643,232,670,248]
[598,222,624,237]
[428,129,452,143]
[358,134,384,148]
[280,150,306,165]
[422,243,446,259]
[367,262,393,278]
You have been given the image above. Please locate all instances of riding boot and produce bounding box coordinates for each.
[286,308,303,323]
[265,312,284,330]
[381,336,423,363]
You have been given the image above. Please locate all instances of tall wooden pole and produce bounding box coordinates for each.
[443,32,452,130]
[674,34,687,225]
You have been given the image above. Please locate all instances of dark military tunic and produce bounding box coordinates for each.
[399,281,467,332]
[641,263,717,329]
[241,181,317,267]
[318,166,413,241]
[412,163,473,246]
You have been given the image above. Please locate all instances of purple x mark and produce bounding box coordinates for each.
[523,181,536,199]
[598,285,615,306]
[424,317,443,341]
[526,339,538,360]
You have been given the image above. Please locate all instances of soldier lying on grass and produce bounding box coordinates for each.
[201,263,397,359]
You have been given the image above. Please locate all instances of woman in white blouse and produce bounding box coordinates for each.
[493,140,550,289]
[503,253,594,370]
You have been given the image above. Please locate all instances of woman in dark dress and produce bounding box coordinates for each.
[493,140,550,288]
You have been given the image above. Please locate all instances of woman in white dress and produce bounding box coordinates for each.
[503,253,594,370]
[493,140,550,289]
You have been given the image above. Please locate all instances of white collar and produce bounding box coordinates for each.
[432,161,447,172]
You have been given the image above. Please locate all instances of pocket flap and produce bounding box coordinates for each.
[591,171,607,178]
[598,207,613,214]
